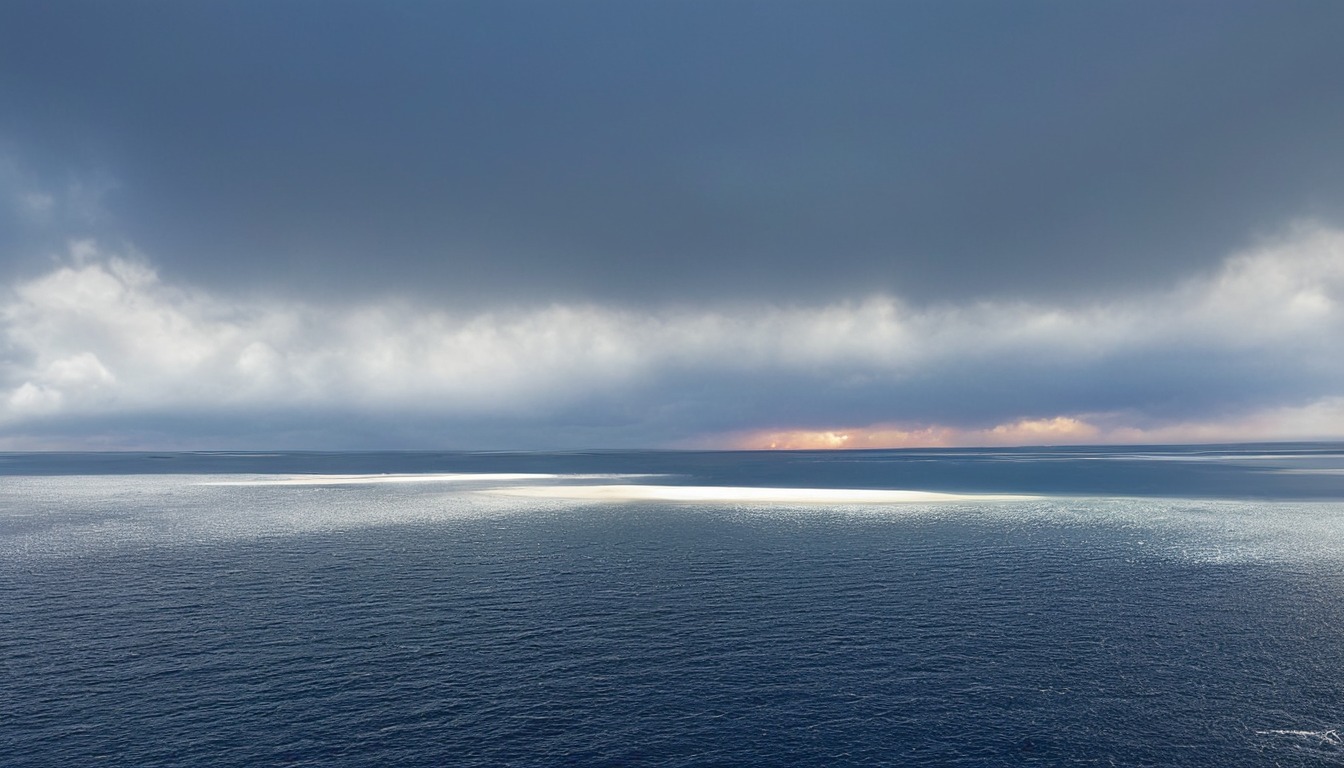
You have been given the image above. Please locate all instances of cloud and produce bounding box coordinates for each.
[7,2,1344,308]
[721,405,1344,450]
[0,150,119,288]
[1,224,1343,448]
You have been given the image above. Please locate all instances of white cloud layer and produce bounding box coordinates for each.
[2,224,1344,447]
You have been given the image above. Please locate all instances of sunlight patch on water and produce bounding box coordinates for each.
[201,472,562,486]
[0,473,576,559]
[4,474,1344,567]
[484,484,1038,504]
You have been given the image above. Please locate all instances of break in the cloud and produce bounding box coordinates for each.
[2,224,1342,448]
[724,404,1344,451]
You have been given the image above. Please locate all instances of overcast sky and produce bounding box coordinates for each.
[2,1,1344,449]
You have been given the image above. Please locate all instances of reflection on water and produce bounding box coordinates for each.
[4,449,1344,766]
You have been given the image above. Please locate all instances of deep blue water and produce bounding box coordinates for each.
[5,446,1344,765]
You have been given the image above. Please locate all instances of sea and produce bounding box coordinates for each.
[5,445,1344,766]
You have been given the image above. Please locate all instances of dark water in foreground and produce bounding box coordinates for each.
[4,445,1344,765]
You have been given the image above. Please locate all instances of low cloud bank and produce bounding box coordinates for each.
[2,225,1343,448]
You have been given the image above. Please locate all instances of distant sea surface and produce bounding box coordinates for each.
[5,445,1344,766]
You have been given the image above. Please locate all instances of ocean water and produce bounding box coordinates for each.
[4,445,1344,766]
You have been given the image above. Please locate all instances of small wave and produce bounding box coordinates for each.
[1273,468,1344,475]
[1256,728,1344,745]
[483,484,1038,504]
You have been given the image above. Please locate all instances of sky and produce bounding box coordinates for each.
[2,0,1344,450]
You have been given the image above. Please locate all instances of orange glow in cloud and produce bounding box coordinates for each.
[986,417,1101,443]
[716,401,1344,450]
[744,425,959,450]
[730,417,1100,450]
[722,415,1182,450]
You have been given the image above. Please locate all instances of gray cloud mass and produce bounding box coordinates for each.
[2,229,1342,448]
[2,1,1344,448]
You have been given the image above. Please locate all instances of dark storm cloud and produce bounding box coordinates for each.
[3,1,1344,305]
